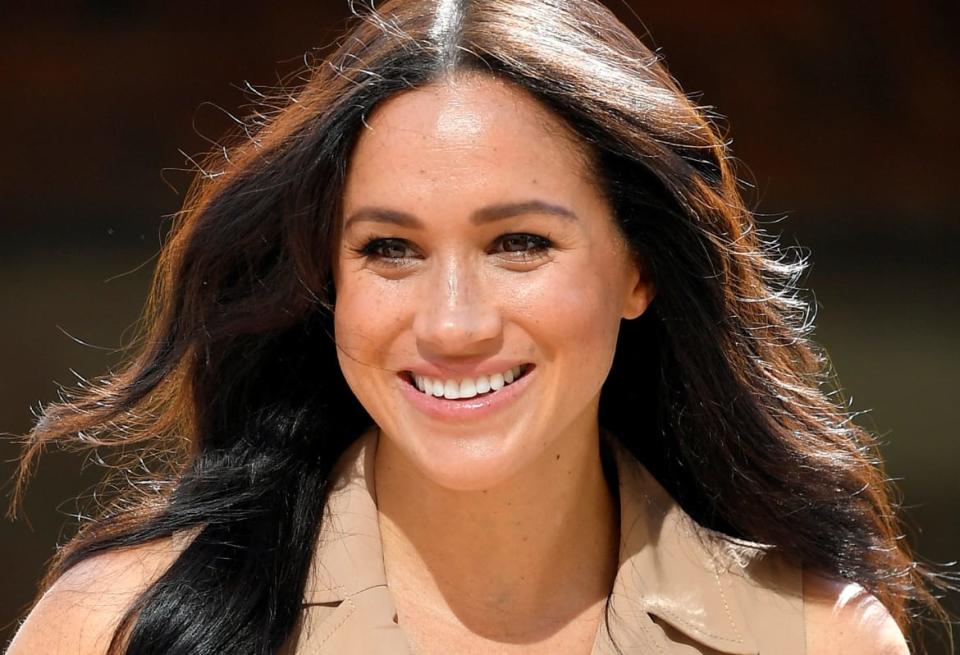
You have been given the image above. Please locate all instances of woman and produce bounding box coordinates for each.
[8,0,949,653]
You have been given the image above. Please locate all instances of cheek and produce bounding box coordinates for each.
[333,276,410,374]
[499,259,625,374]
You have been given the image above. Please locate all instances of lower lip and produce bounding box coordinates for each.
[397,367,535,421]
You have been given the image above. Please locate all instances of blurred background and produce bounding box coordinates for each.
[1,1,957,651]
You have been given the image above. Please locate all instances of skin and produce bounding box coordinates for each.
[335,76,652,495]
[6,554,908,654]
[6,73,909,655]
[334,73,652,652]
[332,74,911,654]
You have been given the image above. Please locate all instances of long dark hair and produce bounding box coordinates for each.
[12,0,952,652]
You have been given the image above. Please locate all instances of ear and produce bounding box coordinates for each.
[621,259,656,320]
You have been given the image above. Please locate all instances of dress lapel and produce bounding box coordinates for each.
[298,430,413,654]
[593,435,760,654]
[297,429,781,654]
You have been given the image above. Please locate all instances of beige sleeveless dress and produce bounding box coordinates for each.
[288,430,806,654]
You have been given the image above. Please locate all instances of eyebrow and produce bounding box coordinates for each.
[343,200,578,230]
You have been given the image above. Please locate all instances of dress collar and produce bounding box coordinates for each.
[302,429,763,654]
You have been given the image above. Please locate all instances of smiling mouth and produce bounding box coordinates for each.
[401,364,534,401]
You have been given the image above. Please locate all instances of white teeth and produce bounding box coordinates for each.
[443,380,461,399]
[459,378,477,398]
[411,366,528,399]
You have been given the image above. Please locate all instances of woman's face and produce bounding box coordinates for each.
[334,74,653,491]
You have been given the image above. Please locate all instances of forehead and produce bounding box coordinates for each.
[343,74,598,209]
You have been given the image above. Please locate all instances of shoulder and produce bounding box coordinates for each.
[803,570,909,655]
[7,537,186,655]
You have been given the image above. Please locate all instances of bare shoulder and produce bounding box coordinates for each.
[803,569,910,655]
[7,537,187,655]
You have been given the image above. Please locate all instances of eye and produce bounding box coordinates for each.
[353,233,554,269]
[356,237,418,266]
[492,233,553,261]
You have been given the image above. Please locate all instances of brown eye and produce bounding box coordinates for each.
[497,234,553,262]
[361,238,416,260]
[496,234,552,254]
[354,237,421,271]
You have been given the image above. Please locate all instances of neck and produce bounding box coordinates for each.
[374,419,619,638]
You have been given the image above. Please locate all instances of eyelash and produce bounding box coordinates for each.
[355,233,554,268]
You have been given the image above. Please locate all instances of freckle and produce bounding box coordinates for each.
[556,454,560,461]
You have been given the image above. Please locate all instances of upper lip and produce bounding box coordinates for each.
[399,361,533,380]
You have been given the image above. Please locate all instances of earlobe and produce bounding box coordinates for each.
[622,265,656,320]
[622,284,655,320]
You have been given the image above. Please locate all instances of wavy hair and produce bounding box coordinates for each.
[12,0,951,652]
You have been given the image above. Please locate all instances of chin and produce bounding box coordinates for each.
[394,426,532,492]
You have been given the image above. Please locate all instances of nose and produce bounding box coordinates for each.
[413,255,502,357]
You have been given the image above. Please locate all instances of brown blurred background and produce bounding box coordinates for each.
[1,1,957,650]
